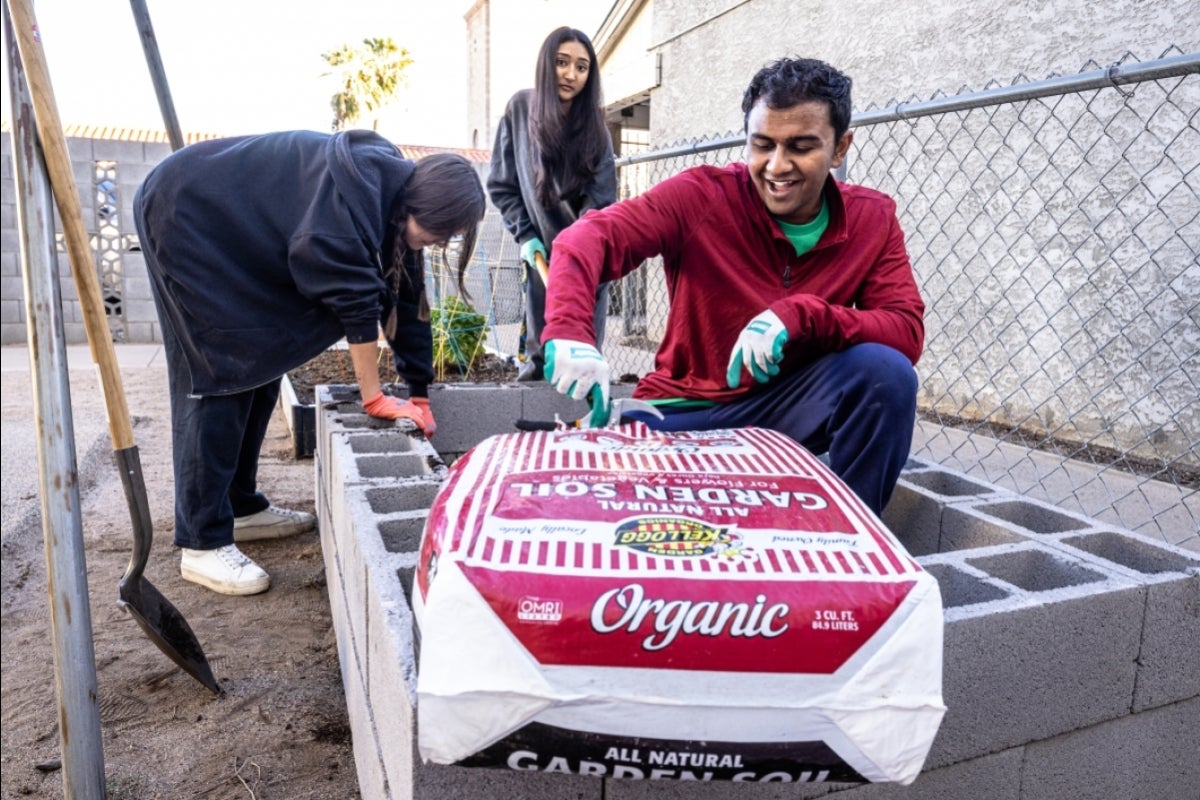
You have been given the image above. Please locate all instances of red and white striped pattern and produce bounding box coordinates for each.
[436,425,921,581]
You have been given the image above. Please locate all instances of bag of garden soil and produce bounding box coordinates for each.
[413,424,944,784]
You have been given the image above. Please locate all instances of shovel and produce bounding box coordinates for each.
[128,0,185,152]
[7,0,219,694]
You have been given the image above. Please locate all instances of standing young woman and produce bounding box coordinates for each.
[487,26,617,381]
[134,130,485,595]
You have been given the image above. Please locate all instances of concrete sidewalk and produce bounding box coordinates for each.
[0,342,167,373]
[0,343,167,543]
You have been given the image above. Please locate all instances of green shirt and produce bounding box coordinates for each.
[776,198,830,256]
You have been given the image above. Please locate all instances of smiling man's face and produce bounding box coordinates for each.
[744,100,852,225]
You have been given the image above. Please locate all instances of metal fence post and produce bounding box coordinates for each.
[4,3,108,796]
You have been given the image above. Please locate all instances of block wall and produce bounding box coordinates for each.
[1,132,171,345]
[313,382,1200,800]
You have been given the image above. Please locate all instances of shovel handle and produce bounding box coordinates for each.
[8,0,134,449]
[129,0,184,152]
[533,251,550,288]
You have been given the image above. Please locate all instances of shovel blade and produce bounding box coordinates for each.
[115,445,219,693]
[118,576,220,694]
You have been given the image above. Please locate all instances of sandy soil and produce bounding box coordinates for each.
[1,367,360,799]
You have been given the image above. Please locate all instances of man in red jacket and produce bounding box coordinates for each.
[541,57,924,516]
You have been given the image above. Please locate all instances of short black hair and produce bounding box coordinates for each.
[742,57,853,141]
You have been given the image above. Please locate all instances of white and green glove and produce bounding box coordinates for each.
[726,309,788,388]
[520,237,547,267]
[545,338,611,426]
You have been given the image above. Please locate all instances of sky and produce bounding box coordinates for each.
[1,0,484,147]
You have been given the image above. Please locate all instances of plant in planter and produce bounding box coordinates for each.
[281,296,515,457]
[431,294,489,381]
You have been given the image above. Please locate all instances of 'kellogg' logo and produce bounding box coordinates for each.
[614,516,752,561]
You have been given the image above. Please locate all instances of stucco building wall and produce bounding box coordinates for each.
[640,0,1196,143]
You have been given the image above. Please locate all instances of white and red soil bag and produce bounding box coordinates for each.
[414,424,944,784]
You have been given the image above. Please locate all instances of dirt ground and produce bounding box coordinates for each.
[1,367,360,799]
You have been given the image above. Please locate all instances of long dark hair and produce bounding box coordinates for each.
[529,26,607,208]
[384,153,485,330]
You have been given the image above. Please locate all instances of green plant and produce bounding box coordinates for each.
[431,295,489,380]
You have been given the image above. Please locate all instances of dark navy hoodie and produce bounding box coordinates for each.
[133,129,431,396]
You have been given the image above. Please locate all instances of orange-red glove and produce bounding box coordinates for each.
[362,393,433,436]
[409,397,436,436]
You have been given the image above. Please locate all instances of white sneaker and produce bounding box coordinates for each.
[233,505,315,542]
[181,544,270,596]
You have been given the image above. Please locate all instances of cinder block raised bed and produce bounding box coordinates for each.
[312,382,1200,800]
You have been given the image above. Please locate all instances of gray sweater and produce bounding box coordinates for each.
[486,89,617,254]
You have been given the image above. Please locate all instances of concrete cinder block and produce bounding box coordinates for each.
[1130,570,1200,711]
[326,440,443,546]
[322,487,368,680]
[317,386,415,450]
[91,138,148,164]
[902,468,1001,500]
[961,497,1096,535]
[918,542,1142,768]
[428,381,636,459]
[323,428,444,493]
[606,747,1023,800]
[330,465,603,799]
[879,479,941,557]
[344,662,392,800]
[144,142,173,164]
[941,502,1054,552]
[116,159,160,188]
[1040,529,1200,711]
[883,466,1013,556]
[63,137,96,161]
[518,381,634,426]
[920,562,1010,609]
[315,384,1195,799]
[351,490,422,690]
[319,516,350,656]
[412,759,603,800]
[365,484,444,515]
[425,383,524,456]
[1019,697,1200,800]
[121,298,158,324]
[321,511,391,798]
[366,574,422,796]
[121,322,156,343]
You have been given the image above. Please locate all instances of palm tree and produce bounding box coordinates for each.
[321,37,414,131]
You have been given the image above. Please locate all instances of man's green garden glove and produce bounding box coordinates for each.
[725,309,788,388]
[545,339,611,426]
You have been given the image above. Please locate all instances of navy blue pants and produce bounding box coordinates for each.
[627,343,917,515]
[156,300,276,550]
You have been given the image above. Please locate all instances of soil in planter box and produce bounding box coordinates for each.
[287,347,520,404]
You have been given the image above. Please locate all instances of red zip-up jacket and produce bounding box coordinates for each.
[542,162,925,404]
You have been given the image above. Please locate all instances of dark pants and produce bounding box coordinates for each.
[156,298,276,550]
[522,260,610,376]
[627,343,918,516]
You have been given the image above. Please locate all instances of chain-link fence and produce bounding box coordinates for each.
[439,49,1199,547]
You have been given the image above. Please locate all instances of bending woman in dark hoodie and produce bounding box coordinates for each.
[134,130,485,596]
